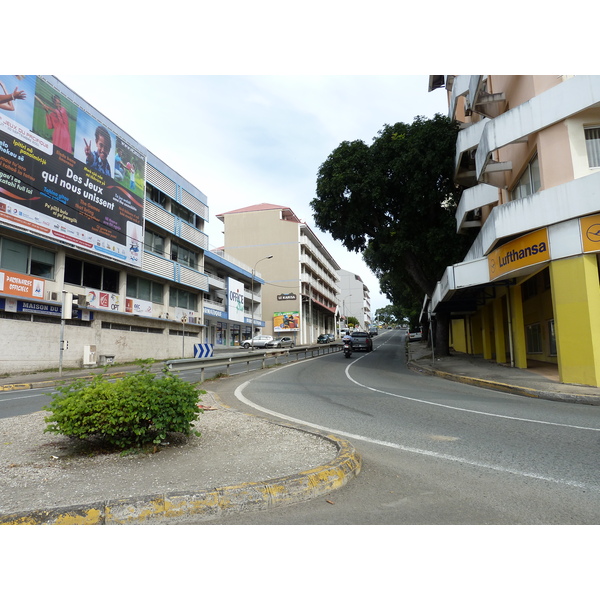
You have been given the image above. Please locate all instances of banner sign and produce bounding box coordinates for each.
[0,75,145,267]
[227,277,245,323]
[0,268,44,299]
[488,228,550,281]
[274,311,300,332]
[581,213,600,254]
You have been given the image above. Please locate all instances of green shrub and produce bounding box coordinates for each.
[43,362,204,450]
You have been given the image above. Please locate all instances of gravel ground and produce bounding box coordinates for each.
[0,392,337,515]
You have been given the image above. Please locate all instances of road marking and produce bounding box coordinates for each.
[234,379,598,492]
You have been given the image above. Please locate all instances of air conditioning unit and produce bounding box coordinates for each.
[77,294,87,305]
[46,291,59,301]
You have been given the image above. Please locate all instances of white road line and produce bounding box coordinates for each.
[234,379,598,491]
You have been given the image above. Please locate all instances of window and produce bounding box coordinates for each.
[171,201,195,226]
[169,286,197,310]
[171,242,198,270]
[0,238,55,279]
[548,319,557,356]
[64,256,119,292]
[526,323,543,354]
[144,229,165,256]
[585,127,600,168]
[127,275,163,303]
[145,183,168,208]
[512,154,541,200]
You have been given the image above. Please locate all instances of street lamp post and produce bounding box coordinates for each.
[250,255,273,350]
[340,294,352,334]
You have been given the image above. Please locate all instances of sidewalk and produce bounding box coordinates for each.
[407,341,600,406]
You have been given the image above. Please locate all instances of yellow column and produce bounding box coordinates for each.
[509,285,527,369]
[493,296,506,364]
[481,304,493,360]
[550,255,600,386]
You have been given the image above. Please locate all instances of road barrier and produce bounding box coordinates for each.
[167,343,342,381]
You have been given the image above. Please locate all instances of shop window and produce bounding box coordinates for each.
[526,323,543,354]
[584,126,600,168]
[512,154,541,200]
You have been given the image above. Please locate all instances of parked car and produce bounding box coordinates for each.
[242,335,273,349]
[408,329,422,342]
[266,336,295,348]
[317,334,329,344]
[326,333,335,342]
[349,331,373,352]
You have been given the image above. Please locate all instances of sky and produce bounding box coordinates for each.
[55,74,450,316]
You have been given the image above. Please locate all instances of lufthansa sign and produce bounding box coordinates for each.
[488,229,550,281]
[581,213,600,253]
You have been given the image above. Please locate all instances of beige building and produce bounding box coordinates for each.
[217,204,340,344]
[427,75,600,387]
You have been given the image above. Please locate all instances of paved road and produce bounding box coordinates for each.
[186,329,600,524]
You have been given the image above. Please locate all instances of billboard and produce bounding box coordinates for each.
[0,75,145,267]
[274,311,300,332]
[227,277,245,323]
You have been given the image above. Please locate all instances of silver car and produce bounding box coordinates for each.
[266,336,295,348]
[242,335,273,349]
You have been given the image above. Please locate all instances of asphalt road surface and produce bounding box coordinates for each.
[193,329,600,525]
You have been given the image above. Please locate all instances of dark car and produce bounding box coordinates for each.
[349,331,373,352]
[317,334,329,344]
[266,336,295,348]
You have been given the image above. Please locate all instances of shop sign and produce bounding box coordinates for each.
[488,228,549,281]
[580,214,600,253]
[0,268,44,299]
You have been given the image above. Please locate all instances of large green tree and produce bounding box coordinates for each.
[311,114,475,354]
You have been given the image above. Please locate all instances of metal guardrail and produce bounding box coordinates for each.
[166,343,342,382]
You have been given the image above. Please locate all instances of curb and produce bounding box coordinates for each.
[407,361,600,406]
[0,434,361,525]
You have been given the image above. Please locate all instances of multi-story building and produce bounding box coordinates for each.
[427,75,600,387]
[337,268,372,331]
[203,248,266,347]
[217,203,340,344]
[0,75,262,374]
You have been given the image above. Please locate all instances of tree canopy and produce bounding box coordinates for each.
[311,114,476,353]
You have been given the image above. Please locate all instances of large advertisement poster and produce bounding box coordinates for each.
[274,311,300,332]
[227,277,245,323]
[0,75,145,267]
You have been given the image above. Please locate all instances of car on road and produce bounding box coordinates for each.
[369,326,378,336]
[266,336,295,348]
[349,331,373,352]
[408,329,422,342]
[326,333,335,342]
[242,335,273,349]
[317,334,329,344]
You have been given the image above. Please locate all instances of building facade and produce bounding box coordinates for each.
[337,268,372,331]
[427,75,600,387]
[217,203,340,344]
[0,75,264,374]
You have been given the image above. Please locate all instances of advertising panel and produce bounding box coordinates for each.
[487,229,550,281]
[274,311,300,332]
[0,75,145,267]
[581,213,600,254]
[227,277,245,323]
[0,268,44,299]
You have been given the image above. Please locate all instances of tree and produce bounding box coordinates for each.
[311,115,476,355]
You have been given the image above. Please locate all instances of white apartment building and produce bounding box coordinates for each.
[217,203,341,344]
[337,268,371,331]
[427,75,600,387]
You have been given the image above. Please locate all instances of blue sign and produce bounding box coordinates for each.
[194,343,214,358]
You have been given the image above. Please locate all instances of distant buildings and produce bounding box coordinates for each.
[337,269,372,331]
[427,75,600,387]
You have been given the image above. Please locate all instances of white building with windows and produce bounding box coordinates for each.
[337,269,372,331]
[426,75,600,387]
[0,75,262,374]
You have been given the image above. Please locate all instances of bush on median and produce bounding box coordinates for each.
[43,361,204,450]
